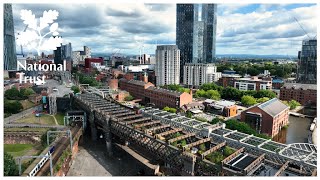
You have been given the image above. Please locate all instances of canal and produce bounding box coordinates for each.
[273,108,316,144]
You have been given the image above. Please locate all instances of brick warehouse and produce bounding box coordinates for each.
[280,83,317,107]
[119,79,192,109]
[240,98,289,138]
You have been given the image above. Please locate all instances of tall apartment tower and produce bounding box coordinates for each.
[183,63,221,87]
[155,45,180,86]
[176,4,217,82]
[297,39,317,84]
[4,4,17,70]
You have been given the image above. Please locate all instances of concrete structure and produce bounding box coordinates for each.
[155,45,180,86]
[235,76,272,91]
[205,100,237,117]
[72,92,317,176]
[125,64,155,72]
[183,63,221,87]
[280,83,317,106]
[176,4,217,82]
[119,79,192,109]
[4,4,17,70]
[240,98,289,137]
[297,39,317,84]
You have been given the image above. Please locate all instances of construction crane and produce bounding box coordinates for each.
[17,25,28,56]
[293,17,311,39]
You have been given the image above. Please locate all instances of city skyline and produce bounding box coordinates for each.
[11,3,317,56]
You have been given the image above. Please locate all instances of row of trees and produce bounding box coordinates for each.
[241,96,270,106]
[4,99,23,115]
[4,87,35,100]
[217,62,296,78]
[195,83,276,102]
[282,100,301,110]
[76,73,101,87]
[210,119,271,139]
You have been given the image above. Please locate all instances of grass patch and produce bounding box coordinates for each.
[55,113,65,125]
[4,144,33,157]
[20,100,35,110]
[14,114,56,125]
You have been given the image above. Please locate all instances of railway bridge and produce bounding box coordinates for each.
[73,92,317,176]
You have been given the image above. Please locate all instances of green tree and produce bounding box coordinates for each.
[4,152,18,176]
[223,146,235,157]
[125,95,134,101]
[210,118,223,124]
[257,97,270,103]
[241,95,257,106]
[4,100,23,114]
[206,90,221,100]
[22,88,35,97]
[4,87,22,100]
[186,111,192,118]
[199,143,206,151]
[180,139,187,147]
[255,90,276,99]
[221,87,242,100]
[71,86,80,94]
[288,100,301,110]
[196,89,206,98]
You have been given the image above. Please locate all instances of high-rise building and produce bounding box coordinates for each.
[297,39,317,84]
[61,42,72,60]
[54,46,63,65]
[176,4,217,81]
[155,45,180,86]
[4,4,17,70]
[183,63,221,87]
[72,46,91,65]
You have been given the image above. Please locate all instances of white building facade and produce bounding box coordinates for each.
[72,46,91,65]
[155,45,180,86]
[183,63,221,87]
[234,77,272,91]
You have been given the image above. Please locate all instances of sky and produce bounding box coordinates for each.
[11,3,317,56]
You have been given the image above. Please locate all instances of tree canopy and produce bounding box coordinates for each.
[241,95,257,106]
[4,152,18,176]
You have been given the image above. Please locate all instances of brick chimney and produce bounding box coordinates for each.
[189,88,193,96]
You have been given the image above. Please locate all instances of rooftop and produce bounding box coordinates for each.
[282,83,317,90]
[257,98,289,117]
[147,86,184,97]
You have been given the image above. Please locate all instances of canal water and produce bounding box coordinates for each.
[273,108,316,144]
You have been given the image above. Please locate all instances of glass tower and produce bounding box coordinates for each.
[298,39,317,84]
[4,4,17,70]
[176,4,217,82]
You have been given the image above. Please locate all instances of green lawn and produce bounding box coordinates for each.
[15,114,56,125]
[55,113,65,125]
[4,144,34,157]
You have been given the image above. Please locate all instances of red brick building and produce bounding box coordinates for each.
[240,98,289,137]
[280,83,317,107]
[84,57,103,71]
[118,79,192,109]
[108,79,119,90]
[218,74,241,88]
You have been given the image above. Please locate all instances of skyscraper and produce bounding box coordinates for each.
[297,39,317,84]
[176,4,217,81]
[4,4,17,70]
[155,45,180,86]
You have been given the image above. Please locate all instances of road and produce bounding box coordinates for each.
[38,79,72,97]
[4,105,42,124]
